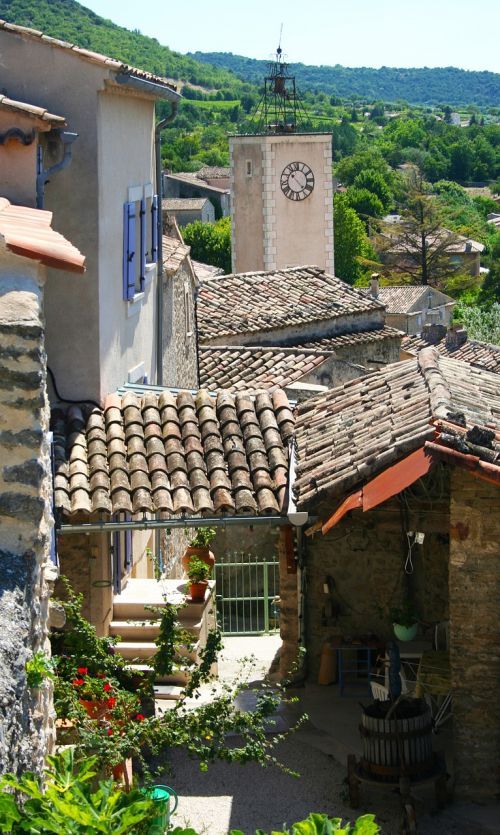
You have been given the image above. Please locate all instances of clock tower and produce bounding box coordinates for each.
[230,49,334,274]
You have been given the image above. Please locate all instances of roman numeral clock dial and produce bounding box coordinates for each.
[280,161,315,201]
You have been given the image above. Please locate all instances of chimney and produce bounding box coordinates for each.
[370,273,380,299]
[421,323,446,345]
[445,325,468,351]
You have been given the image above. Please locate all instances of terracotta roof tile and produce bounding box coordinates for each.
[52,388,294,519]
[376,286,453,314]
[162,234,190,275]
[197,266,385,343]
[294,348,500,509]
[0,198,85,273]
[162,198,210,211]
[403,333,500,374]
[0,19,179,100]
[0,94,65,125]
[294,325,403,350]
[199,345,333,391]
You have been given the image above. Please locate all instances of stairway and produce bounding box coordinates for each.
[110,578,217,704]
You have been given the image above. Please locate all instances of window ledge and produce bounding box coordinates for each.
[127,292,145,318]
[144,262,157,286]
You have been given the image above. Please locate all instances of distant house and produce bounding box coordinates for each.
[369,277,455,335]
[164,167,230,218]
[380,218,484,278]
[162,196,215,227]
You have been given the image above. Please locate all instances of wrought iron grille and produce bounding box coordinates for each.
[214,550,280,635]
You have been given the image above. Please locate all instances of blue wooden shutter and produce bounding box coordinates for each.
[123,201,136,300]
[113,531,122,595]
[140,197,146,291]
[124,515,133,569]
[151,194,159,262]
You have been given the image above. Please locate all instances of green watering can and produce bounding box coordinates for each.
[147,785,179,834]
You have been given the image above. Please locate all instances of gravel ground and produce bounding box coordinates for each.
[162,724,488,835]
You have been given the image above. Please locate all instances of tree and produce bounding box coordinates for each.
[346,187,384,219]
[183,216,232,273]
[375,169,465,287]
[353,169,393,212]
[333,194,373,284]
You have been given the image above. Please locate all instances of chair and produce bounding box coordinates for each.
[370,672,409,701]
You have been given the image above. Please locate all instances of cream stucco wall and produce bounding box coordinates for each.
[230,133,334,275]
[0,111,41,207]
[97,90,157,399]
[0,29,160,403]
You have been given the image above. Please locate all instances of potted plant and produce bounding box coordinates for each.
[186,556,211,602]
[390,602,419,641]
[181,526,217,574]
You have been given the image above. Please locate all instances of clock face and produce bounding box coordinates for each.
[280,161,315,201]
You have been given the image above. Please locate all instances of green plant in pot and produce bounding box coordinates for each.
[182,526,217,573]
[390,602,419,641]
[186,556,211,602]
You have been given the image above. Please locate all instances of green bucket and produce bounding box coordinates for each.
[147,785,178,835]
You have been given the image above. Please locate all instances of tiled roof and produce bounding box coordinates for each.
[0,93,65,125]
[0,198,85,273]
[294,348,500,508]
[197,166,230,180]
[199,346,332,391]
[162,234,190,275]
[376,286,454,314]
[52,388,295,519]
[191,260,224,282]
[162,198,210,211]
[0,20,179,100]
[197,267,385,343]
[403,333,500,374]
[294,325,403,351]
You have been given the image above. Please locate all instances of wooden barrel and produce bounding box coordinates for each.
[359,701,433,782]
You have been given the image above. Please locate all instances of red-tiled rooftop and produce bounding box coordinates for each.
[199,345,333,391]
[0,198,86,273]
[0,19,180,101]
[0,93,65,125]
[197,266,385,343]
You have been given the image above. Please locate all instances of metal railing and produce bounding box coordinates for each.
[214,551,279,635]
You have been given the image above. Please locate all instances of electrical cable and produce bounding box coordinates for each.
[47,366,100,409]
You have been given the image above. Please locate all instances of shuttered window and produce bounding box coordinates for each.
[123,191,159,301]
[123,201,137,300]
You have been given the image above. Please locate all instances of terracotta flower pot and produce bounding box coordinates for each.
[111,759,132,791]
[182,546,215,574]
[189,580,208,602]
[79,699,110,720]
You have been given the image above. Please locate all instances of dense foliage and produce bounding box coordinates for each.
[190,51,500,107]
[183,217,232,273]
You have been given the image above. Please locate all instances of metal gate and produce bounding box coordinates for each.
[214,551,280,635]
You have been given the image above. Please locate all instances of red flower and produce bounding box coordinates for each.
[135,713,145,722]
[107,697,117,708]
[77,667,88,675]
[107,728,113,736]
[103,683,112,692]
[72,678,84,686]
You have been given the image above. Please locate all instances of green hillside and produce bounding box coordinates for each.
[190,51,500,107]
[0,0,246,94]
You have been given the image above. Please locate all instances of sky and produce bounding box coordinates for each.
[80,0,500,74]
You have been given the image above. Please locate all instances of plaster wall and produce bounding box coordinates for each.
[230,134,333,274]
[0,111,39,206]
[97,90,158,399]
[0,30,105,402]
[203,309,385,347]
[171,202,215,227]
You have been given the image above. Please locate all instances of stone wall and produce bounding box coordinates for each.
[449,469,500,802]
[304,468,450,680]
[162,259,198,390]
[0,260,56,775]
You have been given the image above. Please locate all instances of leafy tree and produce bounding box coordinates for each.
[346,187,384,219]
[376,169,465,286]
[333,194,373,284]
[183,216,231,273]
[353,169,393,212]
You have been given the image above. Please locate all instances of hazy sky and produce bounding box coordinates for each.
[81,0,500,74]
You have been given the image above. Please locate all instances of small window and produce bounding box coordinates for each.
[246,159,253,177]
[123,189,159,301]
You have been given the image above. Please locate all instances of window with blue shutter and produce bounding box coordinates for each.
[123,201,137,300]
[140,198,146,291]
[151,194,159,262]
